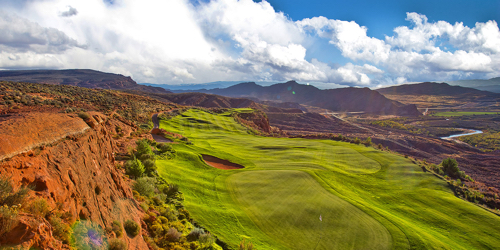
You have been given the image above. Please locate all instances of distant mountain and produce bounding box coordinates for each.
[377,82,494,96]
[447,77,500,93]
[122,91,303,113]
[142,81,278,92]
[196,81,420,116]
[0,69,171,93]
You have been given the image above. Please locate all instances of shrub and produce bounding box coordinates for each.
[441,158,459,177]
[108,238,127,250]
[2,186,29,207]
[143,159,157,175]
[239,239,255,250]
[133,177,156,197]
[165,227,182,242]
[78,112,90,120]
[198,233,215,247]
[26,198,49,218]
[136,139,153,159]
[125,157,145,178]
[187,227,205,241]
[0,205,19,236]
[111,220,123,237]
[364,137,372,146]
[157,143,173,154]
[0,176,13,200]
[166,184,179,197]
[124,219,140,237]
[49,216,72,244]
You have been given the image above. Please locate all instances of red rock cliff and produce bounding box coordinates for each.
[0,112,148,249]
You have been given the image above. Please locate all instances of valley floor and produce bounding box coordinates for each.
[157,109,500,249]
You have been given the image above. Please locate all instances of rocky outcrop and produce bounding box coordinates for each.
[0,112,148,249]
[0,113,90,162]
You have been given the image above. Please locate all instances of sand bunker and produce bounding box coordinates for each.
[202,154,244,170]
[152,134,173,143]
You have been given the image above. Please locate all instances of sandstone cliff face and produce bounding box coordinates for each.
[0,113,90,161]
[0,112,148,249]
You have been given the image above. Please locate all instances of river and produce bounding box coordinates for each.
[440,129,483,139]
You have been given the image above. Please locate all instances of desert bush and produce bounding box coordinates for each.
[133,177,156,197]
[0,205,19,236]
[187,227,205,241]
[198,233,215,247]
[363,137,372,146]
[2,186,30,207]
[72,221,106,249]
[124,219,140,237]
[136,139,154,159]
[143,159,157,175]
[111,220,123,237]
[166,184,179,197]
[165,227,182,242]
[0,176,13,201]
[108,238,127,250]
[125,157,145,178]
[239,239,255,250]
[49,216,73,244]
[157,143,173,153]
[26,197,49,218]
[78,112,90,120]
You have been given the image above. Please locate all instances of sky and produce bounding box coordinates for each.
[0,0,499,88]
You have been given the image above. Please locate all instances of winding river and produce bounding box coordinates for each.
[440,129,483,139]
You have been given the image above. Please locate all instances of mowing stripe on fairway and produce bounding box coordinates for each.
[157,108,500,250]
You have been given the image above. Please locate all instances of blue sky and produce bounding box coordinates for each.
[0,0,499,88]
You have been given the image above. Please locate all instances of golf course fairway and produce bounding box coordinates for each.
[157,109,500,249]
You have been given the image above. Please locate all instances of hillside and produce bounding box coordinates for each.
[377,82,496,96]
[376,82,500,109]
[123,90,304,113]
[200,81,420,116]
[0,69,171,93]
[448,77,500,93]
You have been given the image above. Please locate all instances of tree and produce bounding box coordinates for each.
[126,157,145,178]
[441,158,459,178]
[135,139,153,160]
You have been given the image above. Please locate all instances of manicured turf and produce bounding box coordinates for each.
[432,111,500,117]
[157,109,500,249]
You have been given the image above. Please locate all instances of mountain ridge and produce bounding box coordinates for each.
[196,80,420,116]
[0,69,171,93]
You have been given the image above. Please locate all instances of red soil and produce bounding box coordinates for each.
[201,154,244,170]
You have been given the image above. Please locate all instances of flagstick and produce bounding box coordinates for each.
[314,215,323,250]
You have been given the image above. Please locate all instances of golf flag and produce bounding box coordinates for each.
[319,215,322,221]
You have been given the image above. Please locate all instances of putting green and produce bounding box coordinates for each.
[157,109,500,249]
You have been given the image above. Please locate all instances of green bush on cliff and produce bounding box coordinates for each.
[125,157,145,178]
[124,219,140,238]
[133,177,156,197]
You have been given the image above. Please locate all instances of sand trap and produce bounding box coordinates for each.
[152,134,173,143]
[202,154,244,170]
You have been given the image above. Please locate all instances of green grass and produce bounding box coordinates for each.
[157,108,500,249]
[432,111,500,117]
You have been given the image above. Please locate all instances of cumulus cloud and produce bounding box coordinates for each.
[300,12,499,84]
[0,1,498,87]
[0,12,82,53]
[60,6,78,17]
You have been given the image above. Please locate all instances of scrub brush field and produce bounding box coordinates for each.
[157,109,500,249]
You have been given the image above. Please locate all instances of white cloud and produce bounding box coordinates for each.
[0,12,82,53]
[0,1,498,87]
